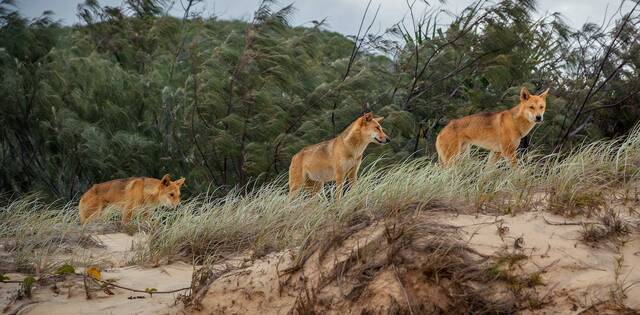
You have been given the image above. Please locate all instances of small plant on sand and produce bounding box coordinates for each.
[487,251,544,292]
[20,276,36,299]
[581,210,630,245]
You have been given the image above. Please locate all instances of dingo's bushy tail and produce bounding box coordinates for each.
[436,128,462,166]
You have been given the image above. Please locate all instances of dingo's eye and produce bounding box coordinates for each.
[529,106,534,110]
[376,126,381,131]
[169,193,175,197]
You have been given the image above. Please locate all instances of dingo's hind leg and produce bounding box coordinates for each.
[79,189,103,224]
[122,179,144,223]
[436,129,462,166]
[288,153,304,199]
[488,151,502,165]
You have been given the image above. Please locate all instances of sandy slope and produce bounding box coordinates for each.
[190,210,640,314]
[446,211,640,313]
[2,210,639,314]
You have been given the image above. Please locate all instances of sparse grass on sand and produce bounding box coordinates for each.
[1,125,639,273]
[0,197,82,274]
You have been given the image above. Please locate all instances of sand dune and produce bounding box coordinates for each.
[188,210,640,314]
[1,208,639,314]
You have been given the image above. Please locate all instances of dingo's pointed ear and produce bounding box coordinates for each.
[520,87,531,101]
[174,177,185,187]
[161,174,171,186]
[374,117,384,123]
[362,112,373,122]
[539,88,550,98]
[362,101,371,114]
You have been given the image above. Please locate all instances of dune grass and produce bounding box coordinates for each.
[1,126,639,270]
[0,196,124,274]
[139,125,640,263]
[0,196,84,273]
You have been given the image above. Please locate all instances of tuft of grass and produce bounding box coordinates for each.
[0,196,84,274]
[581,210,631,244]
[545,141,618,216]
[0,195,120,274]
[487,251,544,293]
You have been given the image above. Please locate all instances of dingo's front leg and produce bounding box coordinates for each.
[347,158,362,188]
[488,152,501,165]
[334,171,346,199]
[500,140,518,167]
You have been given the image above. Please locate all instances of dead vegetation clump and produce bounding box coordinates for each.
[578,301,640,315]
[581,210,631,245]
[269,214,548,314]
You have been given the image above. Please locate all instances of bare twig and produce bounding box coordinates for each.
[331,0,380,135]
[456,218,504,228]
[580,89,640,115]
[392,265,415,315]
[555,0,640,149]
[90,275,191,295]
[7,301,39,315]
[542,216,599,226]
[402,0,489,109]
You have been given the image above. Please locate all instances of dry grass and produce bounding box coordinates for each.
[0,196,121,275]
[581,210,631,245]
[140,126,639,264]
[0,196,84,274]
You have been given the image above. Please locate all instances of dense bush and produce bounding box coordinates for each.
[1,0,639,199]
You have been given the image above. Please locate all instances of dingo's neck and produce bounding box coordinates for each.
[510,105,536,138]
[339,121,370,157]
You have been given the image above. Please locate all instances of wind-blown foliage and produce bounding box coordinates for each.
[1,0,639,199]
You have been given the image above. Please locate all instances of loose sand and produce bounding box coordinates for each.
[1,233,192,315]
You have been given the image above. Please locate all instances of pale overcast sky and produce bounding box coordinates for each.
[15,0,635,35]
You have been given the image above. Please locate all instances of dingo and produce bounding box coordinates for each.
[79,174,185,224]
[288,112,390,198]
[436,87,550,166]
